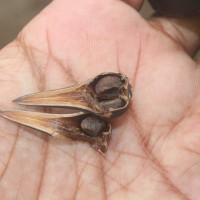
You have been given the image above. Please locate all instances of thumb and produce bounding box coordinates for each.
[149,13,200,56]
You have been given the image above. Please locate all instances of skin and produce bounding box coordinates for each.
[0,0,200,199]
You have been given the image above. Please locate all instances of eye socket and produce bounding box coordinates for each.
[80,116,107,137]
[94,75,123,99]
[97,87,121,99]
[99,98,126,110]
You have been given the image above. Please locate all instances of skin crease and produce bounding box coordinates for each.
[0,0,200,199]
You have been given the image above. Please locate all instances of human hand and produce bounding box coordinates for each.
[0,0,200,199]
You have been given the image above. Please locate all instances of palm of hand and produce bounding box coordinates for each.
[0,1,199,199]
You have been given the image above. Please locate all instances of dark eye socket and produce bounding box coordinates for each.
[98,87,121,99]
[94,75,123,99]
[80,116,107,137]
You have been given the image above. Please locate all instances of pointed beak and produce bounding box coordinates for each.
[13,85,89,109]
[0,110,111,153]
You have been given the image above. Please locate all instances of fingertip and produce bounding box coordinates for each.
[121,0,144,11]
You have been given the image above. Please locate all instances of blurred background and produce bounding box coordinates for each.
[0,0,153,49]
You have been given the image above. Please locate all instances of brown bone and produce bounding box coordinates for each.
[13,72,132,118]
[0,110,111,153]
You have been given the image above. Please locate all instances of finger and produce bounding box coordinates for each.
[148,13,200,56]
[120,0,144,10]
